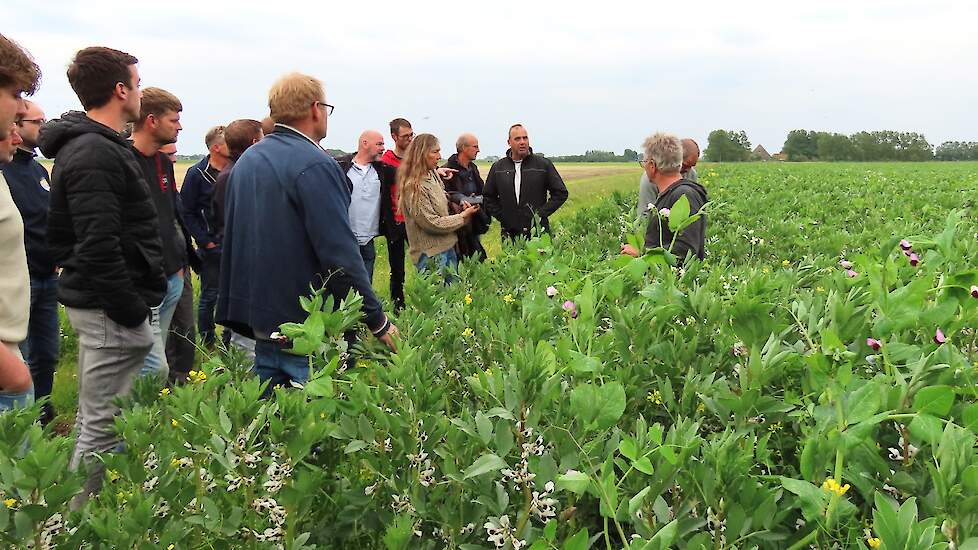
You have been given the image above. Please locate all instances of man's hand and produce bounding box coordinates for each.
[205,242,218,249]
[376,323,400,352]
[436,167,458,180]
[620,244,640,257]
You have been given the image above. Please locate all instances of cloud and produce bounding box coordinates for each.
[15,0,978,156]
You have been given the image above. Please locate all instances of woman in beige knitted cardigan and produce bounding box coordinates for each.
[397,134,480,281]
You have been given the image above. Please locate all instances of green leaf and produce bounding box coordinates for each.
[668,194,691,233]
[909,414,943,446]
[629,486,652,515]
[556,470,591,495]
[544,520,558,541]
[570,382,626,431]
[846,382,882,425]
[780,477,828,521]
[463,454,508,479]
[475,412,493,445]
[642,519,679,550]
[619,438,638,461]
[382,514,414,550]
[633,457,655,475]
[912,385,955,417]
[965,403,978,434]
[563,528,589,550]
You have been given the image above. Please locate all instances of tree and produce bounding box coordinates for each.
[704,129,751,162]
[816,132,854,161]
[782,130,819,161]
[935,141,978,161]
[622,149,639,162]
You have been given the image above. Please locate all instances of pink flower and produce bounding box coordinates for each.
[562,300,578,318]
[546,286,558,297]
[846,269,859,278]
[909,253,919,267]
[899,239,912,250]
[866,338,881,351]
[934,328,946,344]
[971,285,978,298]
[658,207,671,218]
[839,259,853,269]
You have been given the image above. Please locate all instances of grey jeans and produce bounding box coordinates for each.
[65,306,153,503]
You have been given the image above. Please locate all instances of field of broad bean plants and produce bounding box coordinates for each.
[3,161,978,549]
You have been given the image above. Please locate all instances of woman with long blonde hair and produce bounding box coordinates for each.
[397,134,480,280]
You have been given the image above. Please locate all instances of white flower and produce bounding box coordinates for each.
[529,481,559,522]
[142,476,159,492]
[546,286,558,297]
[658,207,671,218]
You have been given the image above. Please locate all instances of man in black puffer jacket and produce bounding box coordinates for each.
[37,46,164,506]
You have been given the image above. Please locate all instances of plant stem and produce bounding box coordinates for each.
[787,528,819,550]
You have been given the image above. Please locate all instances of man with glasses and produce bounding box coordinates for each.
[217,72,397,392]
[2,100,58,423]
[380,117,412,310]
[638,137,700,218]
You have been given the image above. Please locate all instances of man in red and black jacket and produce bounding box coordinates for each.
[379,117,413,310]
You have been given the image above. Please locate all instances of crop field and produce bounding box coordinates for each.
[4,161,978,548]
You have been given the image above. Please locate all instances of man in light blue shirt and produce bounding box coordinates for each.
[340,130,386,280]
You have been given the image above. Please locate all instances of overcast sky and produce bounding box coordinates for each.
[16,0,978,157]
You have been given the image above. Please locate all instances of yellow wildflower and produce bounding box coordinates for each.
[821,478,850,496]
[168,545,176,550]
[867,538,881,549]
[187,370,207,383]
[107,469,120,482]
[462,327,474,338]
[171,419,179,428]
[696,403,706,413]
[782,259,790,267]
[3,498,16,508]
[816,286,825,293]
[503,293,515,303]
[464,293,473,305]
[646,390,663,405]
[484,368,493,377]
[768,422,783,433]
[762,267,770,274]
[160,387,170,396]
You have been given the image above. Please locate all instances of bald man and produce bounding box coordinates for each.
[336,130,397,281]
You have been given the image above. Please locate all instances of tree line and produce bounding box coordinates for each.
[703,129,978,162]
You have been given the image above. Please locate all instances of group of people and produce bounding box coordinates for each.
[0,34,707,505]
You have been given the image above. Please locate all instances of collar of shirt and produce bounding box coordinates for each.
[274,123,325,151]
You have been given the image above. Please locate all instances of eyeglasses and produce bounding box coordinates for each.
[638,159,653,167]
[397,132,414,141]
[17,118,45,126]
[313,101,334,115]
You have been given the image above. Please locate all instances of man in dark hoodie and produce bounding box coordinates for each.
[180,125,229,348]
[444,132,489,261]
[2,99,58,423]
[38,46,165,504]
[621,132,708,263]
[129,87,196,379]
[483,124,568,241]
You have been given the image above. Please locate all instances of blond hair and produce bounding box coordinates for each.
[268,72,324,125]
[397,133,440,216]
[642,132,683,173]
[204,125,225,149]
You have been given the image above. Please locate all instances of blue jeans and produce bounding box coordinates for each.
[19,274,60,420]
[253,340,313,396]
[141,271,184,378]
[416,248,459,284]
[359,239,376,283]
[198,249,221,346]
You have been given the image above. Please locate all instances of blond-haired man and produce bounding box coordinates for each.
[217,72,397,391]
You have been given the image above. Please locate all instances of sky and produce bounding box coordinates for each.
[14,0,978,157]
